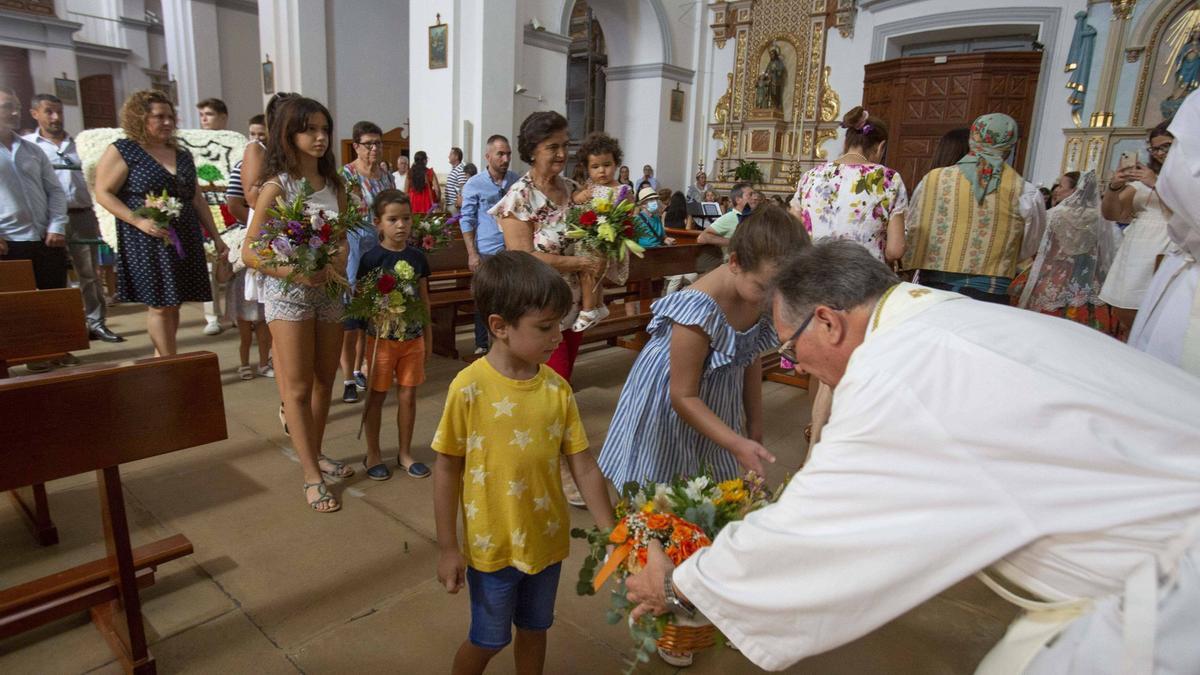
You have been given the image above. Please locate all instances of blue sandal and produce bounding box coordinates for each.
[304,481,341,513]
[397,460,431,479]
[362,459,393,481]
[318,455,355,479]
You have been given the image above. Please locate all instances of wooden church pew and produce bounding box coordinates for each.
[0,288,91,546]
[0,260,36,292]
[0,352,227,674]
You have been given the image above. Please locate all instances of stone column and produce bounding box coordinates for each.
[161,0,224,127]
[256,0,328,106]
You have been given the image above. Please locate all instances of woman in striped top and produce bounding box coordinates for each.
[599,205,809,487]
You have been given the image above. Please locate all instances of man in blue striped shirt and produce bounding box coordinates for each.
[460,135,518,355]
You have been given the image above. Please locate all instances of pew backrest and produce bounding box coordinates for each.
[0,352,228,490]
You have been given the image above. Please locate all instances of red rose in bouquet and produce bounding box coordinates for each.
[376,273,397,294]
[579,210,598,228]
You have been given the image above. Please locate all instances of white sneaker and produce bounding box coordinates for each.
[473,346,488,356]
[257,364,275,378]
[203,320,223,336]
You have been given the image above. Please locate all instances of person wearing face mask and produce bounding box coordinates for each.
[633,186,667,249]
[1128,92,1200,375]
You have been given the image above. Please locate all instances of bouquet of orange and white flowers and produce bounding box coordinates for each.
[572,472,773,669]
[133,189,184,257]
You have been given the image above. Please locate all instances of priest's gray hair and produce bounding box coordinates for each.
[772,240,900,324]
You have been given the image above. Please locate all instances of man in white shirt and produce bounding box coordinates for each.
[26,93,122,343]
[627,240,1200,673]
[0,87,74,370]
[442,146,465,215]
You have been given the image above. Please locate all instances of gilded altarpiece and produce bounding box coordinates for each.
[708,0,844,194]
[1063,0,1198,178]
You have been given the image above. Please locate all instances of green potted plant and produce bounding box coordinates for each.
[732,159,763,184]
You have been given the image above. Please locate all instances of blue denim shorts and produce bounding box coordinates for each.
[467,562,562,649]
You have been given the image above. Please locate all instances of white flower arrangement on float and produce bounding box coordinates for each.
[75,128,248,251]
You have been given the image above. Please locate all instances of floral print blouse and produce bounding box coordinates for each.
[790,162,908,262]
[489,172,581,330]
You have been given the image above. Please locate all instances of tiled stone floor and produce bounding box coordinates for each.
[0,302,1014,674]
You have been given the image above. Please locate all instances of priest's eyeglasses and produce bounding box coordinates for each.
[776,310,816,364]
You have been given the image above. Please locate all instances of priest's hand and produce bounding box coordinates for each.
[627,540,675,621]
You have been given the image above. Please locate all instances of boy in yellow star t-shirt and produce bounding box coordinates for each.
[433,251,614,673]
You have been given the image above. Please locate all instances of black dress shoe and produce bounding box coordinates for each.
[89,325,125,343]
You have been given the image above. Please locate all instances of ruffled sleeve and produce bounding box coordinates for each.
[885,168,909,217]
[752,316,779,354]
[647,290,742,369]
[488,175,535,223]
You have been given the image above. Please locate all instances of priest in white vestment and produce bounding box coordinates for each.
[1129,90,1200,375]
[626,240,1200,674]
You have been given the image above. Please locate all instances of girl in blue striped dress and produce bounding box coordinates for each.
[599,205,809,486]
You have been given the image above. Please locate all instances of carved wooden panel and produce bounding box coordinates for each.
[863,52,1042,189]
[751,130,771,152]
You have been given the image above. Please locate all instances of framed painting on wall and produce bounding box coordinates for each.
[262,57,275,95]
[429,17,448,70]
[670,88,685,122]
[54,77,78,105]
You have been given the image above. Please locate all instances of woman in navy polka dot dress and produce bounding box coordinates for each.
[94,90,227,356]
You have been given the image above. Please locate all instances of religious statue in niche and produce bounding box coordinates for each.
[1064,10,1096,127]
[755,44,787,110]
[1161,8,1200,120]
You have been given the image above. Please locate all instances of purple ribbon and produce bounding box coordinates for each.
[168,227,185,259]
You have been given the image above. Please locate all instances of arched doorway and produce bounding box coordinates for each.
[565,0,607,179]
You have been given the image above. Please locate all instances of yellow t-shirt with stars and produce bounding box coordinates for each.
[433,358,589,574]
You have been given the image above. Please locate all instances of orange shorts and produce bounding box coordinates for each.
[366,336,426,391]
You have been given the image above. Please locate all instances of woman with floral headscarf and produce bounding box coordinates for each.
[903,113,1046,303]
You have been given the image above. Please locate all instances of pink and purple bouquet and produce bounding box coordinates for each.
[249,179,355,295]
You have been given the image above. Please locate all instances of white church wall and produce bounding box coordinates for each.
[824,0,1085,187]
[408,0,455,173]
[604,77,666,181]
[459,0,517,167]
[215,2,261,130]
[325,0,408,146]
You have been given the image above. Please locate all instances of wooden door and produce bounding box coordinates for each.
[80,75,117,128]
[863,52,1042,189]
[0,46,35,132]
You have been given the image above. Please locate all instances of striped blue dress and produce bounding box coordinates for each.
[598,290,778,486]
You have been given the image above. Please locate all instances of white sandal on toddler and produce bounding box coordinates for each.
[572,307,604,332]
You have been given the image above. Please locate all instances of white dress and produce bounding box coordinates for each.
[673,285,1200,673]
[1098,182,1172,309]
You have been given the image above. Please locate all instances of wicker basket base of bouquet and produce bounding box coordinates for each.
[657,613,717,652]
